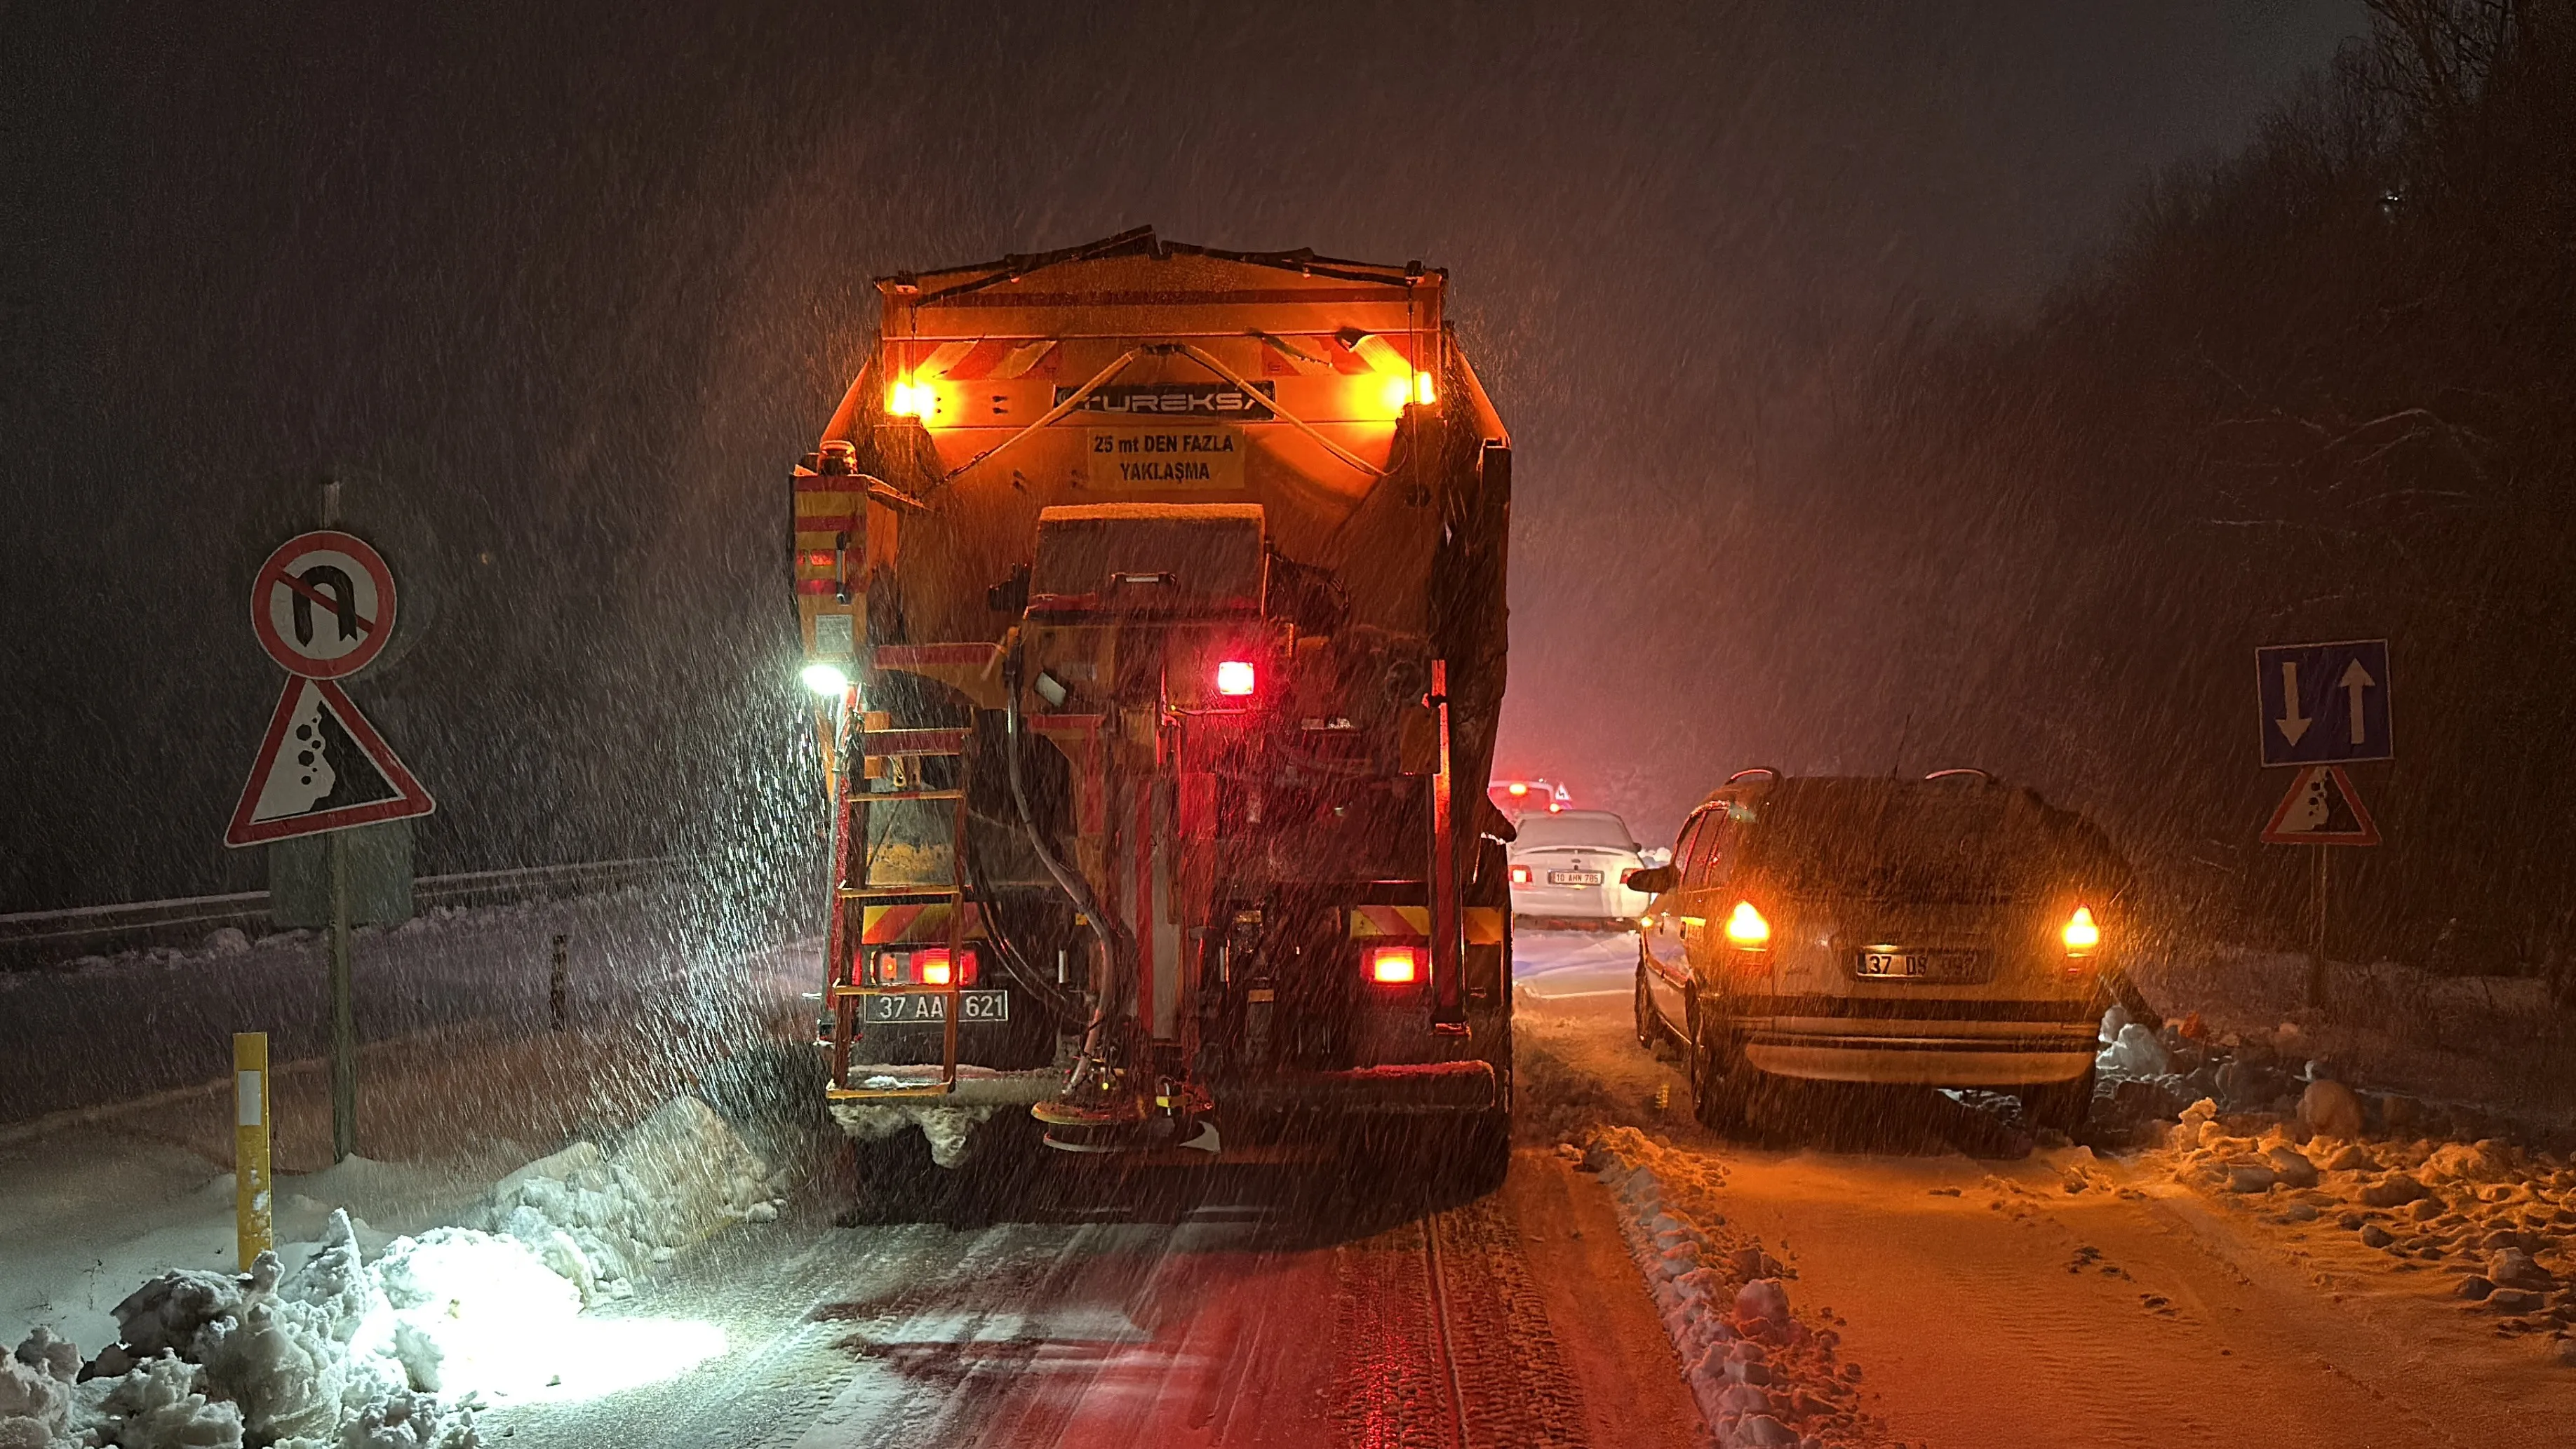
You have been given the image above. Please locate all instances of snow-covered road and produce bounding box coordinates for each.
[1515,929,2576,1447]
[16,924,2576,1447]
[483,1152,1698,1449]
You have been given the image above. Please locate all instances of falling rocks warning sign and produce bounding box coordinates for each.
[2260,764,2380,847]
[224,677,434,847]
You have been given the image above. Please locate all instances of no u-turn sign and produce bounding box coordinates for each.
[251,530,396,679]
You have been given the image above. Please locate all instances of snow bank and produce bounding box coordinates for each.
[8,1086,796,1448]
[1581,1126,1884,1449]
[462,1093,793,1301]
[2147,1093,2576,1359]
[67,1213,478,1448]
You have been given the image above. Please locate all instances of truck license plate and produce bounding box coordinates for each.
[864,990,1009,1024]
[1548,870,1604,887]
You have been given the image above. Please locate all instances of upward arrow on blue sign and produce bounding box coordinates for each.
[2257,639,2393,766]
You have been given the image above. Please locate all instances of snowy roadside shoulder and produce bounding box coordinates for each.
[1576,1126,1889,1449]
[2086,999,2576,1364]
[1,1092,800,1449]
[2147,1097,2576,1359]
[0,896,610,990]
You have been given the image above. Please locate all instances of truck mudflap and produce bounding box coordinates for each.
[1212,1060,1498,1115]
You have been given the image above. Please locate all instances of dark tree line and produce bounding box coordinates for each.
[1828,0,2575,974]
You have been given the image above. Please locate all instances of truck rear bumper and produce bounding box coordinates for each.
[1213,1060,1498,1115]
[829,1059,1499,1114]
[831,1064,1065,1105]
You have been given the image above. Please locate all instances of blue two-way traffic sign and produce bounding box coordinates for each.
[2257,638,2392,767]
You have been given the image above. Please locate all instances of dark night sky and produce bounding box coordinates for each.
[0,1,2368,911]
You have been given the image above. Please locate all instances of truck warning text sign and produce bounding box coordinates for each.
[1087,426,1246,490]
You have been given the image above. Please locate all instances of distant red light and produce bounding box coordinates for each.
[1216,659,1257,696]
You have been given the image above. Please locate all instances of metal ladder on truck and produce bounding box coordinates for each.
[825,711,973,1102]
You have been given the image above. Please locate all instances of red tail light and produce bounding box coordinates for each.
[1215,659,1257,696]
[1368,945,1422,984]
[864,946,979,986]
[914,947,979,987]
[1510,865,1532,884]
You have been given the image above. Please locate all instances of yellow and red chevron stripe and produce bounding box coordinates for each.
[1348,905,1430,939]
[1259,332,1383,377]
[908,338,1060,380]
[1346,905,1506,944]
[861,902,986,944]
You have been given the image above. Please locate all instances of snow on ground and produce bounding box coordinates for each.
[2131,1098,2576,1359]
[0,885,774,1131]
[0,1138,481,1359]
[1512,926,2576,1442]
[1,1089,796,1449]
[1578,1128,1886,1449]
[2091,954,2576,1363]
[3,898,819,1449]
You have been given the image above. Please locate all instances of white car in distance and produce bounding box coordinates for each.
[1508,809,1652,924]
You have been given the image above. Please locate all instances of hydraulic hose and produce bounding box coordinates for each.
[1002,644,1135,1051]
[961,838,1085,1025]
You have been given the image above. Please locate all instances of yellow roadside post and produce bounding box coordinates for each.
[234,1032,273,1269]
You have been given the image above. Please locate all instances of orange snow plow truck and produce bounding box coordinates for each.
[791,229,1517,1187]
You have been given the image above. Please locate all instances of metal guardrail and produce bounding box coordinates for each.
[0,857,680,971]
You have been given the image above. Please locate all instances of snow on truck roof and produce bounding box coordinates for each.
[876,226,1437,297]
[1511,811,1638,850]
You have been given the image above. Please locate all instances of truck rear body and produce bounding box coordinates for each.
[791,230,1514,1163]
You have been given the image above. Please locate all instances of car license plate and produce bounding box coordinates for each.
[1855,951,1983,982]
[864,990,1009,1024]
[1548,870,1604,887]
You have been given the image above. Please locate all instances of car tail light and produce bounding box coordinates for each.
[1215,659,1257,696]
[2062,905,2100,957]
[914,946,979,987]
[1368,945,1421,984]
[1510,865,1532,884]
[1722,901,1771,950]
